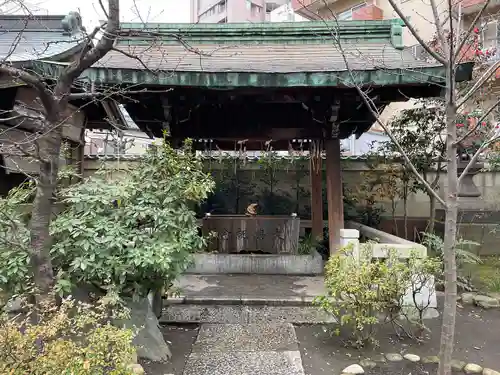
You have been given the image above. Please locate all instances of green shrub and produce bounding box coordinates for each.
[0,182,33,297]
[314,245,441,347]
[49,139,214,298]
[298,233,321,255]
[421,232,481,291]
[485,269,500,292]
[0,297,136,375]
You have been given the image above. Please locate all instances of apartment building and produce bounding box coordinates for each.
[292,0,450,49]
[190,0,289,23]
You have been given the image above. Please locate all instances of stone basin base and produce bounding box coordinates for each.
[187,252,324,275]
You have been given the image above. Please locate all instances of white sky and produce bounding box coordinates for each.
[3,0,190,30]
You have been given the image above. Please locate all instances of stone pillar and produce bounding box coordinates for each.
[309,156,323,240]
[325,138,344,254]
[340,228,360,260]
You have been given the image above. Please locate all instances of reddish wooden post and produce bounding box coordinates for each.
[325,138,344,254]
[310,156,323,240]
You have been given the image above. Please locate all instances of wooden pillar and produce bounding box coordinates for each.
[325,138,344,254]
[310,157,323,240]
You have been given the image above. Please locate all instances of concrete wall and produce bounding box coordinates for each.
[83,157,499,218]
[82,158,500,249]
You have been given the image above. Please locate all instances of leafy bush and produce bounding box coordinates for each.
[421,232,481,291]
[0,182,34,296]
[0,297,136,375]
[314,245,441,347]
[298,233,321,255]
[50,139,214,298]
[486,270,500,292]
[421,232,481,267]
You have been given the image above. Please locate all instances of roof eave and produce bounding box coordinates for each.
[31,60,472,90]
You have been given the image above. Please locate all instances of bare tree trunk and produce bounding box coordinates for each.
[1,0,120,300]
[29,126,62,296]
[428,193,437,234]
[403,184,408,240]
[438,87,459,375]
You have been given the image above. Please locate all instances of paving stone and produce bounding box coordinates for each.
[451,359,467,371]
[483,368,500,375]
[464,363,483,374]
[403,354,421,362]
[421,355,440,364]
[342,364,365,374]
[486,293,500,303]
[183,350,305,375]
[461,293,476,305]
[192,323,299,352]
[474,295,500,309]
[359,359,377,369]
[385,353,403,362]
[372,354,387,363]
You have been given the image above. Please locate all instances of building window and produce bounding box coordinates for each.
[481,18,500,61]
[337,3,366,20]
[246,0,252,10]
[251,3,262,16]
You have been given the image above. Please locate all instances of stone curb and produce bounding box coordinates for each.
[340,352,500,375]
[165,295,317,306]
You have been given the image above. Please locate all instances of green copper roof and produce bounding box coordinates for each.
[32,20,471,89]
[117,19,405,47]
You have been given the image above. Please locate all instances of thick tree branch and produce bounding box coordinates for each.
[55,0,120,98]
[428,0,447,52]
[458,130,500,183]
[0,65,57,117]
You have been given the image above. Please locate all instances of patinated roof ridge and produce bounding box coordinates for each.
[117,20,405,48]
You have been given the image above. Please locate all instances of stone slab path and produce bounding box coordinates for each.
[182,323,306,375]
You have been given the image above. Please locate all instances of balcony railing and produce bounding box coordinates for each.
[458,0,500,14]
[291,0,383,20]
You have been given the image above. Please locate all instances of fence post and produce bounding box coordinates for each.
[339,228,360,261]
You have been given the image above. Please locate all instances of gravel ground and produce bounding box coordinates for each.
[296,301,500,375]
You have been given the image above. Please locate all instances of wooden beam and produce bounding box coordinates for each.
[310,156,323,240]
[325,138,344,254]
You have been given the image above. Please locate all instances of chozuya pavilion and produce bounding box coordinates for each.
[35,19,470,257]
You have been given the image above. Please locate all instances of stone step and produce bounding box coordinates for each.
[160,303,335,324]
[182,323,306,375]
[160,274,334,324]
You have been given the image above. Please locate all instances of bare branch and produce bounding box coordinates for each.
[454,0,492,61]
[111,47,157,74]
[314,1,448,207]
[67,87,173,100]
[454,97,500,145]
[385,0,447,64]
[457,61,500,108]
[0,65,57,116]
[55,0,120,98]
